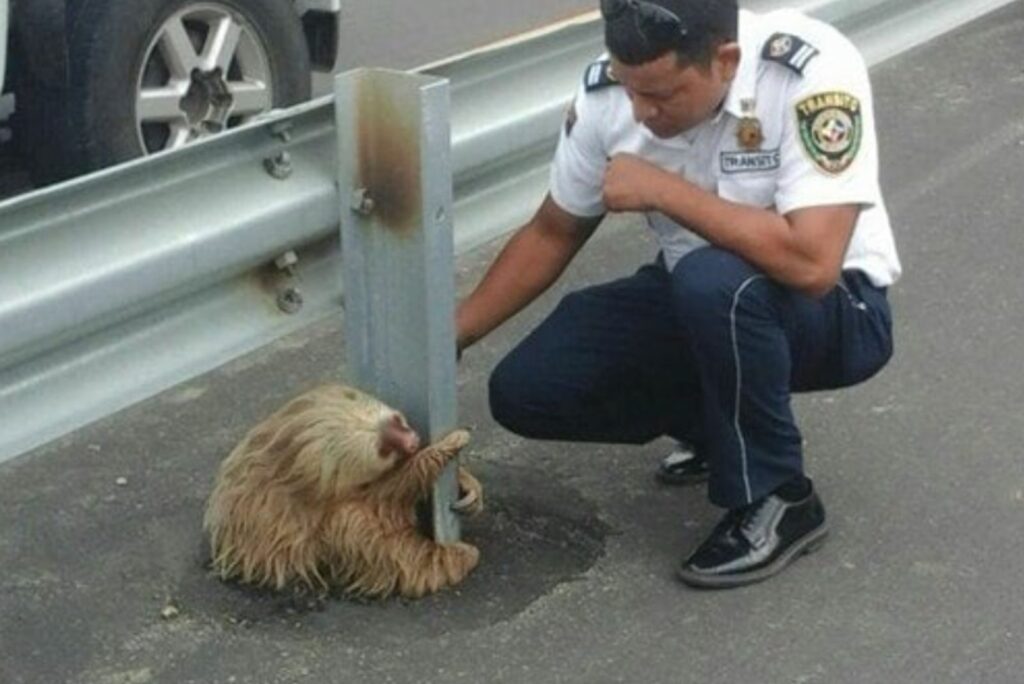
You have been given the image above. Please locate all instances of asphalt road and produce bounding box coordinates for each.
[333,0,595,71]
[3,3,1024,684]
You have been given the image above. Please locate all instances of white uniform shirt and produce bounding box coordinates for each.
[550,9,902,287]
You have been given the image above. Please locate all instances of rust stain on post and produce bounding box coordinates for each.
[355,75,422,234]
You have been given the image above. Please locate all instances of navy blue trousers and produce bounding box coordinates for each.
[488,246,894,509]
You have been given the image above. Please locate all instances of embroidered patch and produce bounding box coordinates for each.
[762,32,820,75]
[721,149,781,174]
[583,59,619,92]
[796,91,862,175]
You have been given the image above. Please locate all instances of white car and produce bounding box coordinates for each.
[2,0,341,184]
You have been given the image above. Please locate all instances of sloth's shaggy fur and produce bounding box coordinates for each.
[203,384,482,598]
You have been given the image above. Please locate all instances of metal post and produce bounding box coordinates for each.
[334,69,461,543]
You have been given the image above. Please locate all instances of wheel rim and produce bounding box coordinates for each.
[135,2,274,154]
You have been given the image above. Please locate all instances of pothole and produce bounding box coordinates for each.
[176,464,609,645]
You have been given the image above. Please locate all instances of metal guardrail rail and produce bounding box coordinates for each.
[0,0,1015,464]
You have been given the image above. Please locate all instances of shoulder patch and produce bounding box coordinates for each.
[796,91,863,175]
[583,59,620,93]
[762,33,820,75]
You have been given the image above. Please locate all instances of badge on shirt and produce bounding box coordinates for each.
[796,91,863,175]
[721,149,781,174]
[736,98,764,151]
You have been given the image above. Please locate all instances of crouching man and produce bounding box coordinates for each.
[456,0,900,588]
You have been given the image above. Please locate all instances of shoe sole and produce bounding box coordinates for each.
[676,523,830,589]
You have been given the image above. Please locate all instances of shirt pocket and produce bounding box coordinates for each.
[717,173,777,210]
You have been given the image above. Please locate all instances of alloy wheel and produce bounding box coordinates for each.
[135,3,274,153]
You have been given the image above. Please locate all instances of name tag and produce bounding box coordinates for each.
[720,149,781,174]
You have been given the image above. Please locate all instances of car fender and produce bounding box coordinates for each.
[295,0,341,13]
[294,0,342,71]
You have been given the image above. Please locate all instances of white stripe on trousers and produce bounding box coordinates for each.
[730,275,767,505]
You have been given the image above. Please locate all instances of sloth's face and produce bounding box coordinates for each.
[376,412,421,464]
[331,387,421,477]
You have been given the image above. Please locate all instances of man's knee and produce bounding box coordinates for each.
[488,349,560,439]
[487,355,526,435]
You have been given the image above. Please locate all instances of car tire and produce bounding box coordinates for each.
[19,0,311,185]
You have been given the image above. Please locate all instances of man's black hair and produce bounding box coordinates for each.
[604,0,739,68]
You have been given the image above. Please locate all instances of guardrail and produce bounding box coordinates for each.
[0,0,1015,463]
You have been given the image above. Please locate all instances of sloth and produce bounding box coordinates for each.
[203,384,483,599]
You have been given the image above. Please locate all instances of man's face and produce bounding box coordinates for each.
[610,43,740,139]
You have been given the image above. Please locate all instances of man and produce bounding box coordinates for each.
[455,0,900,588]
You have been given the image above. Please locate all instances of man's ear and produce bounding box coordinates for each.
[715,42,741,82]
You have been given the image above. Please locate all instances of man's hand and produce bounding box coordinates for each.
[602,153,669,213]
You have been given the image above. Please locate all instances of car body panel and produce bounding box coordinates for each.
[295,0,341,13]
[1,0,8,92]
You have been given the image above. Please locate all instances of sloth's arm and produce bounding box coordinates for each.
[377,429,470,502]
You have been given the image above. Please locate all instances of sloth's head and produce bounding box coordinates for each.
[259,385,422,496]
[321,386,421,489]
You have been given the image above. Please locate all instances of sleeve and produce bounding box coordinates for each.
[774,43,883,216]
[548,85,610,218]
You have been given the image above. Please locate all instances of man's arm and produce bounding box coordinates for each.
[455,195,602,354]
[602,154,858,299]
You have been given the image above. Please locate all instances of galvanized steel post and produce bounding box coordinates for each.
[334,69,461,543]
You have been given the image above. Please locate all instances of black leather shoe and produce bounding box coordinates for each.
[677,486,828,589]
[655,441,709,485]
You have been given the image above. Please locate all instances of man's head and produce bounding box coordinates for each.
[602,0,740,138]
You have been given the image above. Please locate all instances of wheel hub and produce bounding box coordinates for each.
[179,67,233,134]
